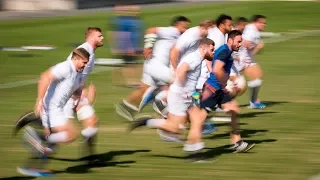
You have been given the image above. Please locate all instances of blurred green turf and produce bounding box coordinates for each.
[0,1,320,180]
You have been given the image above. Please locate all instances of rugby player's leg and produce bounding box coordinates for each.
[244,63,265,109]
[220,93,255,153]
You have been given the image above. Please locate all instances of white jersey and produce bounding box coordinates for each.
[151,26,180,66]
[175,26,202,64]
[207,27,226,50]
[197,27,227,89]
[43,60,82,110]
[170,50,203,95]
[241,24,261,57]
[67,42,95,84]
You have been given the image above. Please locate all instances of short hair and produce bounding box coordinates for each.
[235,17,248,24]
[216,14,232,27]
[72,48,90,60]
[199,37,215,46]
[227,30,242,40]
[251,14,266,22]
[171,16,191,26]
[199,19,216,28]
[85,26,102,38]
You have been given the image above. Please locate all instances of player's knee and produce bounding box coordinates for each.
[77,105,95,121]
[247,78,262,88]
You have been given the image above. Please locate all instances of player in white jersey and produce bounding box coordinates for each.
[128,38,214,154]
[17,48,90,176]
[116,16,190,121]
[15,27,104,161]
[228,17,249,97]
[198,14,233,92]
[64,27,104,158]
[236,15,267,109]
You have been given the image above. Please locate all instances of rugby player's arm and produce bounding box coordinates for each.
[175,62,190,86]
[170,44,180,71]
[243,40,264,56]
[37,69,56,102]
[212,60,227,88]
[143,27,158,59]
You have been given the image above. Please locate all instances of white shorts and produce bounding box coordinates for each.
[167,90,192,116]
[41,108,68,128]
[141,59,174,87]
[64,96,90,119]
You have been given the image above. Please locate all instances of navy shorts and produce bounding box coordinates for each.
[200,83,232,112]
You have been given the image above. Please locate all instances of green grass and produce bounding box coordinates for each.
[1,1,320,180]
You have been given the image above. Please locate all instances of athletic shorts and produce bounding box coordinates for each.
[64,96,90,119]
[41,107,68,128]
[141,60,174,87]
[200,83,233,112]
[167,90,192,116]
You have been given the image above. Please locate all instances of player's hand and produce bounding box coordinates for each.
[34,99,43,117]
[87,82,97,105]
[143,48,152,60]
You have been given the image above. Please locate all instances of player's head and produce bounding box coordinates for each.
[227,30,242,52]
[251,14,267,31]
[85,27,104,48]
[216,14,233,34]
[199,19,216,37]
[199,38,215,60]
[71,48,90,72]
[234,17,248,32]
[171,16,191,34]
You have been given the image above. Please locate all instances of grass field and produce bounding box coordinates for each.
[1,1,320,180]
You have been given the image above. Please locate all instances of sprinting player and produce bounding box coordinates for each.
[197,14,233,93]
[15,27,104,160]
[185,30,255,155]
[109,4,144,87]
[115,16,191,121]
[238,15,267,108]
[228,17,249,97]
[128,38,215,148]
[17,48,90,176]
[143,19,214,115]
[233,17,248,32]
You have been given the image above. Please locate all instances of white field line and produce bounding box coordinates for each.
[0,29,319,90]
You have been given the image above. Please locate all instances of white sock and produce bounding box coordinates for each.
[183,142,205,152]
[155,90,168,105]
[146,119,166,128]
[47,132,68,143]
[81,127,98,138]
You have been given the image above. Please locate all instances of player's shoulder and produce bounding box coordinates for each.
[77,42,94,55]
[214,45,231,59]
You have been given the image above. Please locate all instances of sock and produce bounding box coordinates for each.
[47,132,68,144]
[123,99,139,111]
[247,79,262,103]
[81,127,98,156]
[146,119,166,128]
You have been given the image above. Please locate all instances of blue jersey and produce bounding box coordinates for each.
[112,16,143,52]
[205,44,233,90]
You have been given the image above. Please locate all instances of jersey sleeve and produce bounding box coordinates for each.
[215,49,229,64]
[50,62,71,81]
[175,33,189,51]
[181,54,199,71]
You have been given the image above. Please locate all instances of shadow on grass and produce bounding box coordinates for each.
[151,139,277,161]
[240,101,290,108]
[48,150,150,174]
[0,177,36,180]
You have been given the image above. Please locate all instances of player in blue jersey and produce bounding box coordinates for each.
[186,30,255,154]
